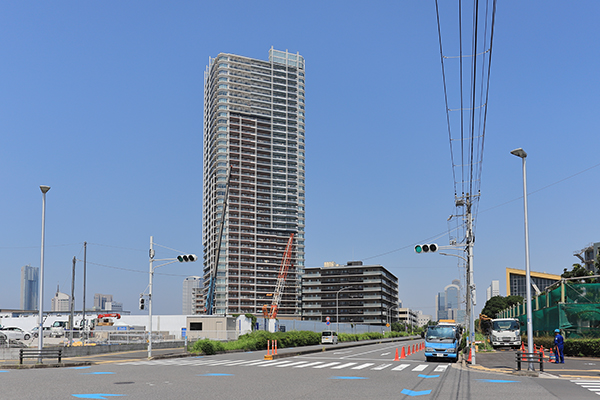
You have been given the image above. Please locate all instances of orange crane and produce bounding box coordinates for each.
[262,233,294,320]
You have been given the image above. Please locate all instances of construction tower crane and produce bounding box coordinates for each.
[262,233,294,323]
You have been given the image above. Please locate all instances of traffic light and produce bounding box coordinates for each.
[139,296,145,310]
[414,243,438,253]
[177,254,197,262]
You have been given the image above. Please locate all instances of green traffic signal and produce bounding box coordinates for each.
[415,245,423,253]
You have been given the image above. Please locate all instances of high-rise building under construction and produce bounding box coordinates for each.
[202,48,305,316]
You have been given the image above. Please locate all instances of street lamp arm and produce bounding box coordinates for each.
[439,252,468,263]
[152,259,179,271]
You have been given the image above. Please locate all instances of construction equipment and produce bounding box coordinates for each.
[95,313,121,327]
[206,167,231,315]
[262,233,294,322]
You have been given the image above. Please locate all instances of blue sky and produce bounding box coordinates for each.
[1,1,599,317]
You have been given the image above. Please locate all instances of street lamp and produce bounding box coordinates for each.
[336,286,351,334]
[38,185,50,361]
[511,147,534,371]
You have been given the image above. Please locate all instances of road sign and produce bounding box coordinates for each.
[326,321,330,325]
[326,316,330,322]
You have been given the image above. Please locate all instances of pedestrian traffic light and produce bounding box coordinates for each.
[414,243,438,253]
[139,296,145,310]
[177,254,197,262]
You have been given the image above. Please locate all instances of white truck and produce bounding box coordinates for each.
[489,318,522,349]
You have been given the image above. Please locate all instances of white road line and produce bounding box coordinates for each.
[371,364,392,371]
[294,361,325,368]
[381,352,390,356]
[275,361,309,368]
[412,365,428,372]
[391,364,410,371]
[352,363,375,370]
[258,360,296,367]
[434,365,449,372]
[220,360,258,366]
[331,363,357,369]
[313,362,341,369]
[243,360,278,366]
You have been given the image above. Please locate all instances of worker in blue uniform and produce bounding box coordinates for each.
[554,329,565,363]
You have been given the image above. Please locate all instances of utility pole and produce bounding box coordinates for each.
[465,194,476,366]
[82,241,87,340]
[69,256,76,346]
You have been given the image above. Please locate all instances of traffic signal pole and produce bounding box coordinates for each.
[147,236,197,359]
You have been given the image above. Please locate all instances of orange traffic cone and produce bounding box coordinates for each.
[400,346,406,359]
[520,342,525,352]
[534,343,537,353]
[407,345,411,356]
[421,342,425,351]
[467,347,472,363]
[274,340,278,355]
[540,346,545,362]
[394,348,400,361]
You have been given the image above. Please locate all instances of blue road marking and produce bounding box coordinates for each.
[197,373,234,376]
[82,372,115,375]
[72,394,125,399]
[0,370,9,373]
[401,389,432,396]
[329,376,368,380]
[477,379,520,383]
[418,374,440,379]
[70,366,91,370]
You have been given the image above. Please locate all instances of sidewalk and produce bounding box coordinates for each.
[469,348,600,379]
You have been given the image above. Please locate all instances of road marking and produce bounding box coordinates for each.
[197,373,233,377]
[391,364,410,371]
[434,365,449,372]
[243,360,277,366]
[313,362,341,369]
[412,365,428,372]
[371,363,392,370]
[381,352,390,356]
[275,361,309,368]
[331,362,357,369]
[294,361,325,368]
[400,389,431,397]
[72,395,125,399]
[330,376,368,380]
[258,360,295,367]
[418,374,439,379]
[352,363,375,370]
[333,350,353,355]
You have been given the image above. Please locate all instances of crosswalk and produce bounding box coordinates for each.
[571,380,600,396]
[118,357,450,374]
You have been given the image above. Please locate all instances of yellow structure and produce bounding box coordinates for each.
[505,268,561,298]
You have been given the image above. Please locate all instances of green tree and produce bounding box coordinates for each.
[562,263,596,283]
[480,295,524,319]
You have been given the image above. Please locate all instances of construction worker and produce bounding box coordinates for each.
[554,329,565,364]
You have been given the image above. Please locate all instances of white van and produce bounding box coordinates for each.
[321,331,338,344]
[489,318,521,349]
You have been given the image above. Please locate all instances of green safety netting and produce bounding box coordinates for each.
[499,283,600,338]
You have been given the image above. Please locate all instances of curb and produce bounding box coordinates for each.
[0,361,94,370]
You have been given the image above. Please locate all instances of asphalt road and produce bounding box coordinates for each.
[2,339,599,399]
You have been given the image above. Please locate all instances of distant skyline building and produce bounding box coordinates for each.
[183,276,203,315]
[51,285,70,312]
[202,48,306,315]
[486,280,500,301]
[20,264,39,311]
[436,279,461,321]
[94,293,113,311]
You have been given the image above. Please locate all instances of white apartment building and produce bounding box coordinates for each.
[202,48,306,316]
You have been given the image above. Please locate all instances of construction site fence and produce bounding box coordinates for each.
[497,282,600,339]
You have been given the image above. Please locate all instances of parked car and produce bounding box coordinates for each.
[0,332,7,346]
[321,331,338,344]
[0,326,32,340]
[32,326,52,338]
